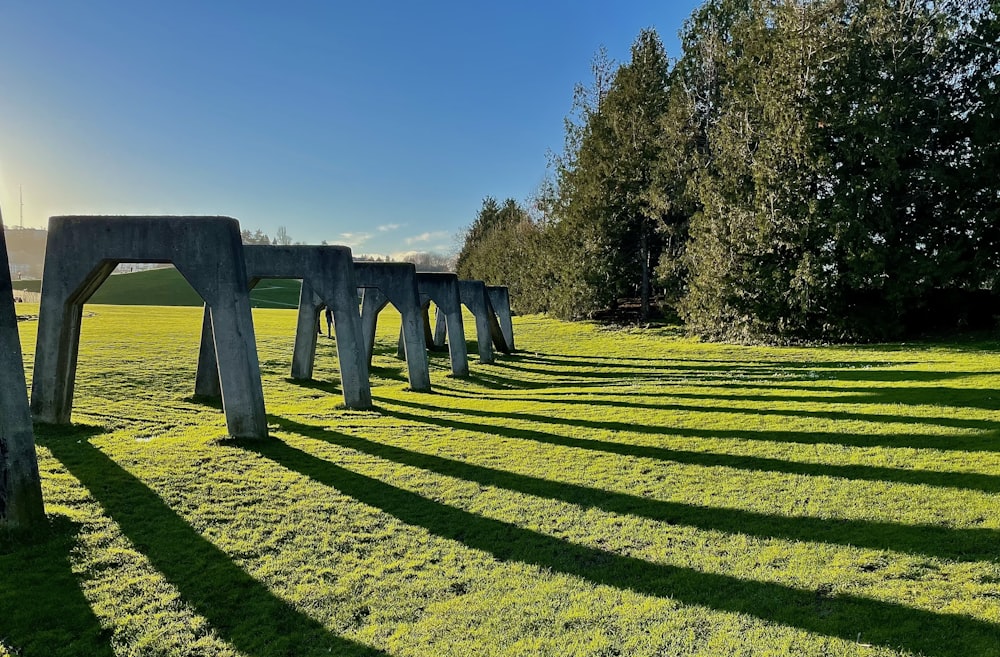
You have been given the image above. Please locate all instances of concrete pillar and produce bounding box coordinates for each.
[458,280,495,364]
[0,212,45,527]
[290,280,321,381]
[31,216,267,439]
[487,285,515,353]
[412,273,468,377]
[352,262,431,392]
[359,287,390,364]
[394,303,434,358]
[197,246,372,410]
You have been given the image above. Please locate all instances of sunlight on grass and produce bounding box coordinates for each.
[1,303,998,656]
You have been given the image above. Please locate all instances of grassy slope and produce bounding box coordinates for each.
[12,267,302,308]
[2,305,999,657]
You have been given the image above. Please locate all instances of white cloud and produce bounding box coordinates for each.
[377,223,403,233]
[336,232,372,248]
[404,230,450,246]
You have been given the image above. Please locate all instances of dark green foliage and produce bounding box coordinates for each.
[677,0,1000,341]
[552,31,677,319]
[460,1,999,340]
[456,197,552,315]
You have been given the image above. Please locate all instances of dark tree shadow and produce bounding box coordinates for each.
[235,433,1000,657]
[270,415,1000,563]
[0,516,115,657]
[377,398,1000,492]
[38,435,387,657]
[398,388,1000,453]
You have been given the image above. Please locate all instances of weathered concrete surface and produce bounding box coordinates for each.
[406,272,468,377]
[453,280,496,364]
[31,216,267,439]
[487,285,515,353]
[352,262,431,392]
[0,212,45,527]
[196,245,372,409]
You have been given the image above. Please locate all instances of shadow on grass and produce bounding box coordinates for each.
[401,388,1000,453]
[37,434,387,657]
[284,377,343,395]
[271,415,1000,563]
[236,432,1000,657]
[491,352,991,388]
[378,398,1000,493]
[185,394,224,409]
[510,384,1000,419]
[0,516,114,657]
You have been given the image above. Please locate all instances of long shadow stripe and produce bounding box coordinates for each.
[0,517,116,657]
[379,400,1000,493]
[272,415,1000,563]
[238,436,1000,657]
[432,388,1000,434]
[40,435,387,657]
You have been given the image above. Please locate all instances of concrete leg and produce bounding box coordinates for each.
[0,215,45,527]
[402,304,435,356]
[487,287,515,352]
[398,303,432,392]
[433,307,448,347]
[291,284,321,380]
[328,291,373,410]
[473,308,493,363]
[194,305,221,397]
[443,308,469,377]
[31,259,115,424]
[194,295,267,439]
[360,288,388,365]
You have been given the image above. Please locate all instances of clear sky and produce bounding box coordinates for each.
[0,1,702,258]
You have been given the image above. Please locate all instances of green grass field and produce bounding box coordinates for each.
[2,305,999,657]
[13,267,302,308]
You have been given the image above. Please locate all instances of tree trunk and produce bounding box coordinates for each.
[640,224,650,321]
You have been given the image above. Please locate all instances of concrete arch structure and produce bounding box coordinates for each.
[31,216,267,439]
[433,280,499,364]
[0,213,45,527]
[195,245,372,410]
[351,262,431,392]
[398,272,469,377]
[486,285,515,353]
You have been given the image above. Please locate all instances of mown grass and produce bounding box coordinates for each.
[12,267,301,308]
[2,304,999,657]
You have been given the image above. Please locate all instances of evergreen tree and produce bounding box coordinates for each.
[552,31,674,319]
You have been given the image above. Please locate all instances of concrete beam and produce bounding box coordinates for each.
[0,212,45,527]
[487,285,515,353]
[352,262,432,392]
[31,216,267,439]
[196,245,372,410]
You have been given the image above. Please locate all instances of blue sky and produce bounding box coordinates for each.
[0,1,702,257]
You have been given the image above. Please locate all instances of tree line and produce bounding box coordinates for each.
[457,0,999,342]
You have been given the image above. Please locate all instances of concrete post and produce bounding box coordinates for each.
[0,212,45,527]
[487,285,515,353]
[411,273,468,377]
[353,262,431,392]
[290,280,321,381]
[458,280,495,364]
[197,246,372,410]
[31,216,267,439]
[359,287,390,364]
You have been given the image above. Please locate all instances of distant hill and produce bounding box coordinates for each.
[4,227,47,278]
[12,266,303,308]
